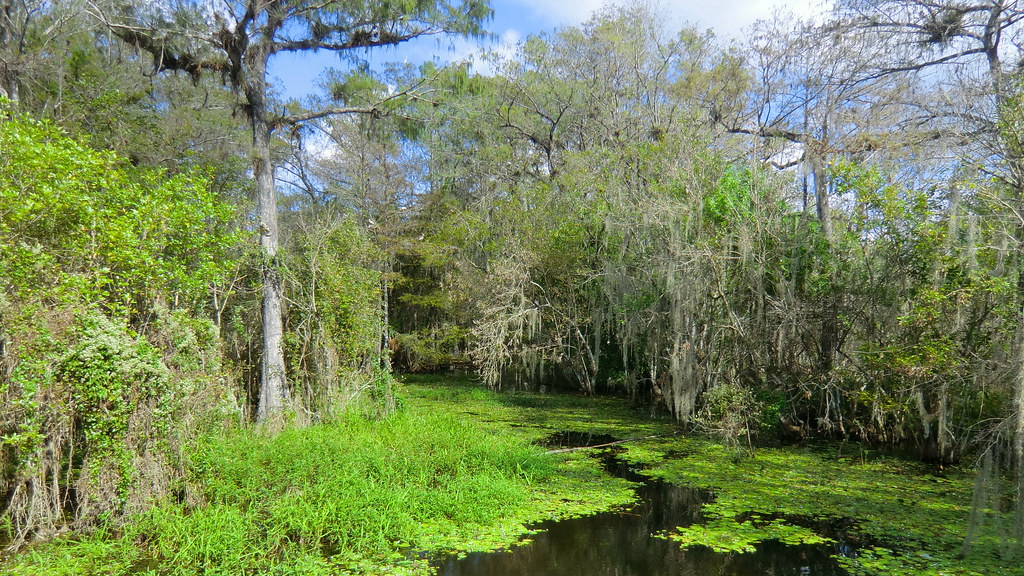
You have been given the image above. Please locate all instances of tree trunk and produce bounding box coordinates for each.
[0,1,20,105]
[247,56,288,422]
[809,146,831,240]
[0,63,17,104]
[380,271,391,371]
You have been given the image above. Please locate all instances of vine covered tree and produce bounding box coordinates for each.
[829,0,1024,552]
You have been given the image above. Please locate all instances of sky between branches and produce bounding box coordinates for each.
[270,0,829,102]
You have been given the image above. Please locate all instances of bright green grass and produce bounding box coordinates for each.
[401,374,673,440]
[2,375,643,575]
[9,374,1007,576]
[622,437,1017,576]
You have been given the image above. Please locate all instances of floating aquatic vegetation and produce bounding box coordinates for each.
[628,438,1013,576]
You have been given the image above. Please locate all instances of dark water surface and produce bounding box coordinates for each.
[434,436,850,576]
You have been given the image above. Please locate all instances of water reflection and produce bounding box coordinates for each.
[435,470,848,576]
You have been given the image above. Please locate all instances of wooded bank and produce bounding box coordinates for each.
[2,0,1024,568]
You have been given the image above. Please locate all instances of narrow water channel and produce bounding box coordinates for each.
[434,433,850,576]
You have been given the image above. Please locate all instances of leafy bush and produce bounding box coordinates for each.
[0,105,241,316]
[0,106,242,547]
[58,312,173,512]
[693,384,764,449]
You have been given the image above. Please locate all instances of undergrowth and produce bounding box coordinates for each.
[3,377,639,575]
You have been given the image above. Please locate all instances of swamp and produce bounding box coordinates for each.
[5,0,1024,574]
[4,375,1018,575]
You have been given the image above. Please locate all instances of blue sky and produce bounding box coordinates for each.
[269,0,827,100]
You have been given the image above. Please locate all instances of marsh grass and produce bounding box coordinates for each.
[12,374,1006,576]
[164,410,550,574]
[3,377,640,575]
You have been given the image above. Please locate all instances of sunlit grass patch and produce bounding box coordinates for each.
[4,377,646,575]
[400,373,676,441]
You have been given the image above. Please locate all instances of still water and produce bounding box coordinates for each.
[434,434,851,576]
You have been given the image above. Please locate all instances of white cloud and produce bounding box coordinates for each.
[507,0,606,25]
[501,28,523,46]
[491,28,522,62]
[504,0,829,38]
[675,0,830,37]
[437,27,522,75]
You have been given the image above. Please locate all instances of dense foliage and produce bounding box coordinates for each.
[3,0,1024,570]
[2,378,641,575]
[398,3,1024,470]
[0,108,383,547]
[0,109,242,545]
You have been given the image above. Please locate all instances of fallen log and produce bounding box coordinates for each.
[544,432,678,454]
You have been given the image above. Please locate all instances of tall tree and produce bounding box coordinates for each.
[0,0,91,107]
[0,0,42,102]
[94,0,491,422]
[834,0,1024,188]
[420,3,767,411]
[709,15,892,405]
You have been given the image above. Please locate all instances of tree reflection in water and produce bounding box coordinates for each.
[435,461,848,576]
